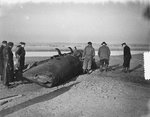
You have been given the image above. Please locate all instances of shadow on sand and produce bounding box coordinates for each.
[0,82,79,117]
[8,77,33,89]
[107,64,121,71]
[129,64,143,73]
[106,64,143,72]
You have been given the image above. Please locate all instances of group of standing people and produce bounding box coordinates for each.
[0,40,132,87]
[0,41,26,88]
[82,41,132,74]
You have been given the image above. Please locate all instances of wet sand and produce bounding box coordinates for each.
[0,54,150,117]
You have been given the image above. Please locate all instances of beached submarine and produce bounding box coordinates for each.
[23,47,88,88]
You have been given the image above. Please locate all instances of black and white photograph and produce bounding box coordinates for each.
[0,0,150,116]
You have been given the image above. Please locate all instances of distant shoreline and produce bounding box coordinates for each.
[12,43,150,52]
[15,50,146,57]
[22,48,149,52]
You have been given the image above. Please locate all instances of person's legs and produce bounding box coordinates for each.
[15,58,20,70]
[123,57,131,73]
[0,59,4,81]
[3,63,10,87]
[104,59,109,72]
[19,59,24,81]
[82,58,88,73]
[123,57,127,72]
[0,75,1,82]
[126,58,131,73]
[20,57,25,71]
[0,62,2,81]
[87,59,92,74]
[99,59,104,72]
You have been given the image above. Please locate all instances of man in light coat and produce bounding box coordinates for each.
[98,42,110,72]
[82,42,95,74]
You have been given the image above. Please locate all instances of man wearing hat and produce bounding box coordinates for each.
[122,43,132,73]
[0,41,7,81]
[15,42,26,72]
[3,42,14,87]
[98,42,110,72]
[82,42,95,74]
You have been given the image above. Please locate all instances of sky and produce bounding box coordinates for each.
[0,0,149,4]
[0,0,150,44]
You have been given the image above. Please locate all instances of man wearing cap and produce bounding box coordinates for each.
[3,42,14,87]
[15,42,26,72]
[82,42,95,74]
[15,45,21,69]
[0,41,7,81]
[122,43,132,73]
[98,42,110,72]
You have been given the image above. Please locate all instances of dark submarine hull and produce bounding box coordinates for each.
[23,55,82,88]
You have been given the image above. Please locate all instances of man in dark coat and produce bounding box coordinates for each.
[2,42,14,87]
[122,43,132,73]
[0,41,7,81]
[15,42,26,72]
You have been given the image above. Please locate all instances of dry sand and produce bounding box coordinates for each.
[0,54,150,117]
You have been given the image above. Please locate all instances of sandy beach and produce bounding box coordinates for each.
[0,54,150,117]
[1,1,150,116]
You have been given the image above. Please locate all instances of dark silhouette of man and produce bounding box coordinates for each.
[0,41,7,81]
[15,42,26,72]
[3,42,14,87]
[122,43,132,73]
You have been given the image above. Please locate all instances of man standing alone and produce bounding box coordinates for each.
[122,43,132,73]
[15,42,26,72]
[98,42,110,72]
[3,42,14,87]
[0,41,7,81]
[82,42,95,74]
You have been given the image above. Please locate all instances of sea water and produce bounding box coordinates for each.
[21,50,146,57]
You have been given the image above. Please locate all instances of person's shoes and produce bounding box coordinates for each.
[83,69,87,74]
[87,70,93,74]
[4,84,12,89]
[122,68,126,72]
[105,68,108,72]
[0,75,3,81]
[123,68,130,73]
[104,66,108,72]
[99,68,103,72]
[105,65,109,72]
[124,69,129,73]
[126,69,130,73]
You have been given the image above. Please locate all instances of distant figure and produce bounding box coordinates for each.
[82,42,95,74]
[98,42,110,72]
[0,41,7,81]
[15,42,26,72]
[2,42,14,87]
[122,43,132,73]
